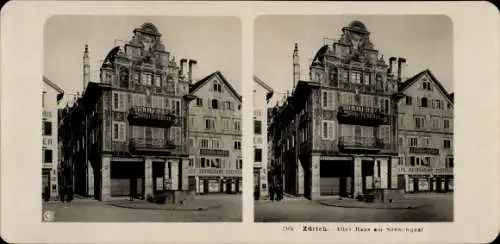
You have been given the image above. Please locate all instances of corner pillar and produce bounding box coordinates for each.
[380,158,388,189]
[310,155,320,200]
[297,160,304,195]
[145,158,153,197]
[181,158,189,190]
[354,157,363,197]
[101,155,111,201]
[171,160,179,190]
[390,157,399,189]
[87,161,94,197]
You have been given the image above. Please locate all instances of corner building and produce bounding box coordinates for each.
[60,23,195,201]
[186,71,243,194]
[271,21,401,200]
[394,69,454,192]
[42,76,64,200]
[253,76,274,199]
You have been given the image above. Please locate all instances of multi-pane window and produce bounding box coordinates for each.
[43,121,52,136]
[222,118,230,130]
[254,148,262,162]
[234,120,241,131]
[408,137,418,147]
[236,159,243,169]
[200,139,209,149]
[446,157,454,168]
[154,75,161,86]
[443,139,451,149]
[142,73,152,85]
[254,120,262,135]
[112,122,126,141]
[225,101,233,111]
[322,90,335,109]
[414,117,425,129]
[211,139,220,149]
[189,138,194,148]
[196,98,203,107]
[112,92,125,111]
[363,73,370,85]
[213,82,222,92]
[350,71,361,84]
[234,141,241,150]
[322,120,335,140]
[205,118,216,130]
[444,119,450,129]
[188,158,194,168]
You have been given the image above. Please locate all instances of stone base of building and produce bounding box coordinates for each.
[42,168,59,200]
[289,154,399,201]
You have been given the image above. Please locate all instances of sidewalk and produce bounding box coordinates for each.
[317,197,421,210]
[107,198,222,211]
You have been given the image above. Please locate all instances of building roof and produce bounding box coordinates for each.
[397,69,454,104]
[253,75,274,101]
[189,71,242,102]
[42,76,65,101]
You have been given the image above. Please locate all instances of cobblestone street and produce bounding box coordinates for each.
[254,193,453,222]
[42,194,242,222]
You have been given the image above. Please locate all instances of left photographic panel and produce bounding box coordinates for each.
[43,15,242,222]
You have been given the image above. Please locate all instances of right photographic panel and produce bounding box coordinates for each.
[253,15,454,222]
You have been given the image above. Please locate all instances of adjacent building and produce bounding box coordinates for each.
[59,23,196,201]
[185,71,243,194]
[269,21,401,200]
[394,69,454,192]
[42,76,64,200]
[253,76,274,199]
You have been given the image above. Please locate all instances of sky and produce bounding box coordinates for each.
[44,16,241,106]
[254,15,453,106]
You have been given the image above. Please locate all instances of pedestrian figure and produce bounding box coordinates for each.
[43,186,50,202]
[66,186,73,203]
[269,184,275,201]
[59,185,66,203]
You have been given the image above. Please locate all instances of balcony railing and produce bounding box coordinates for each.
[398,166,453,176]
[129,138,176,155]
[128,106,177,128]
[409,147,440,155]
[338,136,384,151]
[186,168,242,177]
[200,149,230,157]
[337,105,389,126]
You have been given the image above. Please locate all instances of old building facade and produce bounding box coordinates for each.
[59,23,196,201]
[186,71,243,194]
[42,76,64,200]
[253,76,274,199]
[269,21,401,200]
[395,69,454,192]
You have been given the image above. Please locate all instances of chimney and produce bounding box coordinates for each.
[180,59,187,79]
[83,44,90,91]
[188,59,198,83]
[388,57,397,77]
[293,43,300,88]
[397,57,406,82]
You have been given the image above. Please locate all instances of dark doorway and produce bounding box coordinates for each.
[362,160,374,191]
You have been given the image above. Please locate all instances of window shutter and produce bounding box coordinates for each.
[329,122,335,139]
